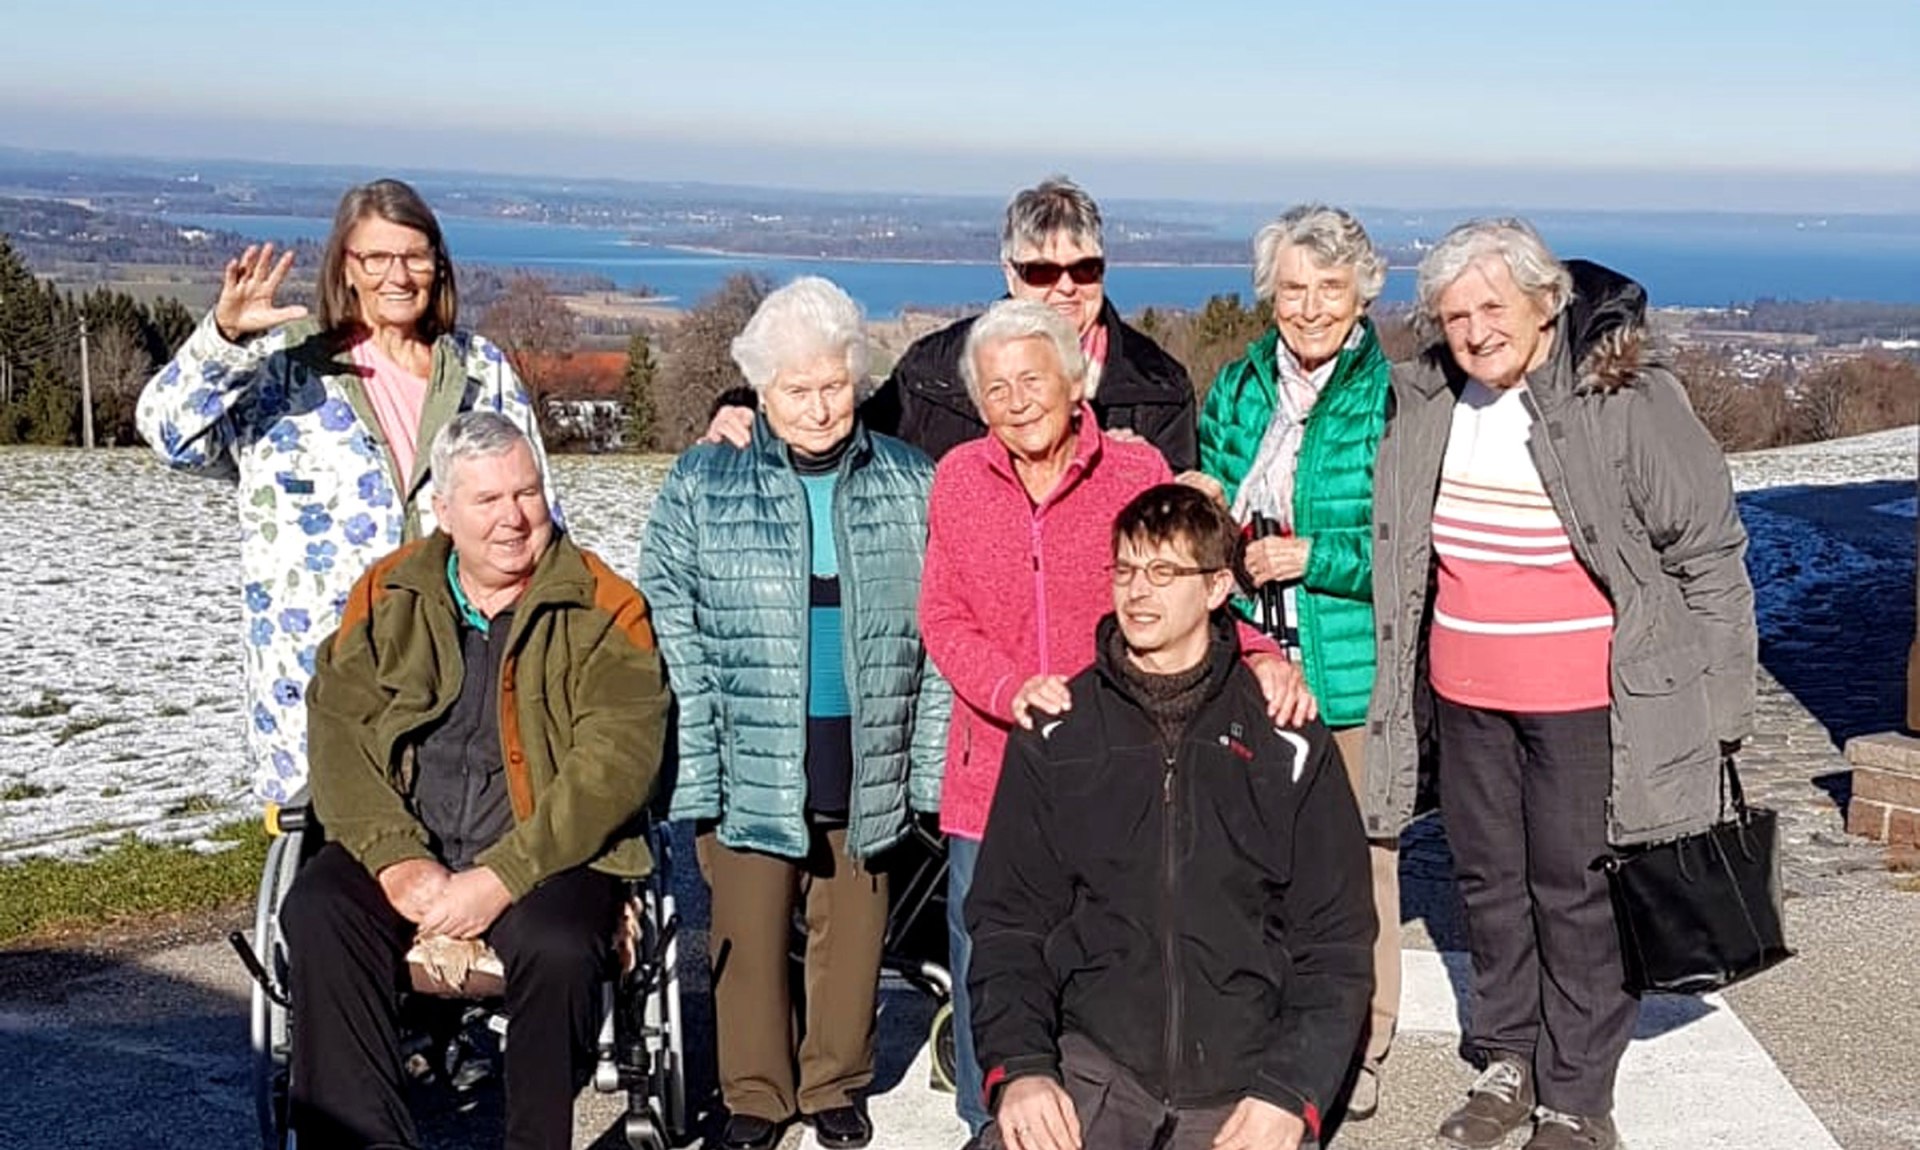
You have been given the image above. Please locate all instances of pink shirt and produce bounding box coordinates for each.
[350,339,430,487]
[1429,382,1613,712]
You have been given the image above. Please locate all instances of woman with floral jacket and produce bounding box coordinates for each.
[136,179,555,803]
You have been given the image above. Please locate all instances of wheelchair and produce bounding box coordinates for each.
[230,796,689,1150]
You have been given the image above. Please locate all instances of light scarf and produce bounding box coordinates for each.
[1229,325,1361,529]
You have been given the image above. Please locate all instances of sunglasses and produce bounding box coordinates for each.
[1011,256,1106,288]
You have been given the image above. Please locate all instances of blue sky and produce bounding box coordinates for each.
[1,0,1916,210]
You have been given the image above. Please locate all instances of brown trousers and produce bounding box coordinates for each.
[1332,725,1401,1068]
[697,824,889,1120]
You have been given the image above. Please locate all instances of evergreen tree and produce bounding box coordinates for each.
[621,330,659,452]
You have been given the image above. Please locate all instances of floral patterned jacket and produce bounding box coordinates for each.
[136,313,557,802]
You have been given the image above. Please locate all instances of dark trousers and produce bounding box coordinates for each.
[1435,697,1637,1116]
[695,824,888,1121]
[283,843,623,1150]
[981,1033,1317,1150]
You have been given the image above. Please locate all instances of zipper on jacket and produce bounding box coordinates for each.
[1160,751,1183,1104]
[1519,391,1611,597]
[830,455,865,849]
[1030,515,1050,674]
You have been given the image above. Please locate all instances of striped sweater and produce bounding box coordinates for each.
[1428,380,1613,712]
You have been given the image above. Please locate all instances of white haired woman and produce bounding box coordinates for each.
[1183,204,1400,1121]
[1372,219,1755,1150]
[135,178,555,804]
[706,176,1198,470]
[918,298,1314,1146]
[638,276,950,1150]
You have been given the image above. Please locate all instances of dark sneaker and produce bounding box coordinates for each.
[808,1104,874,1149]
[1524,1108,1619,1150]
[720,1113,782,1150]
[1438,1059,1536,1149]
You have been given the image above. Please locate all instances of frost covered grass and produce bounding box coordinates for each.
[0,429,1912,870]
[0,447,670,865]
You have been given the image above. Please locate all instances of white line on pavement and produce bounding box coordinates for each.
[1399,949,1840,1150]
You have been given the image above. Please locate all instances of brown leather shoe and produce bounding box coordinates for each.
[1524,1109,1619,1150]
[1438,1059,1536,1149]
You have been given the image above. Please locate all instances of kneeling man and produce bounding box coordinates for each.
[284,411,670,1150]
[968,484,1374,1150]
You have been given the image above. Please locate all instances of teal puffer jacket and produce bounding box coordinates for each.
[638,417,951,860]
[1197,320,1390,727]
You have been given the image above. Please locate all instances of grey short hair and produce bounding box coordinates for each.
[1413,217,1573,345]
[959,298,1086,409]
[730,276,871,396]
[430,410,529,495]
[1252,204,1387,305]
[1000,176,1104,263]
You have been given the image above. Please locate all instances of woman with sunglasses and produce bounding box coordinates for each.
[918,298,1314,1148]
[1182,204,1398,1123]
[705,176,1198,471]
[136,178,555,804]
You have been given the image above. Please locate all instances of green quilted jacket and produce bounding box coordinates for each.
[1197,320,1390,727]
[637,417,951,860]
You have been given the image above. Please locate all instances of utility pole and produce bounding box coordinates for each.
[79,313,95,449]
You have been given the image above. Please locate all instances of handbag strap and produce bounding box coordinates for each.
[1720,752,1749,821]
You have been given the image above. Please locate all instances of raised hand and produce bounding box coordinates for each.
[213,243,310,342]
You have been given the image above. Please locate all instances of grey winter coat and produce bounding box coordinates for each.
[1365,261,1757,847]
[638,416,951,860]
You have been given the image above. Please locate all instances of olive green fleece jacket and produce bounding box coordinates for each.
[306,530,669,898]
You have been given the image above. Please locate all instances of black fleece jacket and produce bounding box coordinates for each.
[965,614,1374,1136]
[861,298,1198,470]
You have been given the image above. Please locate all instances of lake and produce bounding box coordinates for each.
[171,210,1920,316]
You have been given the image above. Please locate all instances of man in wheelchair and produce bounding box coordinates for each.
[283,411,669,1150]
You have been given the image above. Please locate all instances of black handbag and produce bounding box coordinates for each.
[1599,754,1793,995]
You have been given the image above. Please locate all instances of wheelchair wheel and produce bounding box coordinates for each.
[929,999,958,1094]
[250,825,302,1150]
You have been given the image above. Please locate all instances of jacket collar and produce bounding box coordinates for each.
[384,529,595,627]
[981,400,1104,501]
[1244,317,1383,397]
[749,411,874,473]
[1093,611,1242,711]
[1411,259,1649,401]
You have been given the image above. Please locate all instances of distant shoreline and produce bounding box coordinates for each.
[653,241,1256,272]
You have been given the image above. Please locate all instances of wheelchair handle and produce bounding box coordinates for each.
[266,804,308,837]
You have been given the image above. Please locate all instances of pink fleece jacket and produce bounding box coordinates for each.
[920,410,1171,838]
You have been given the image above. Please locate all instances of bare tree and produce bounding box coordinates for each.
[478,274,577,439]
[87,321,153,446]
[654,273,771,451]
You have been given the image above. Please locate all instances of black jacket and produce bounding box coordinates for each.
[863,299,1198,470]
[966,614,1374,1133]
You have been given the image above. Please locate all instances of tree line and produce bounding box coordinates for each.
[3,232,1911,459]
[0,236,197,445]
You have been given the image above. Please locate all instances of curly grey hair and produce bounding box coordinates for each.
[1413,217,1572,345]
[730,276,872,397]
[1001,176,1104,263]
[430,410,529,496]
[1252,204,1387,305]
[959,298,1086,410]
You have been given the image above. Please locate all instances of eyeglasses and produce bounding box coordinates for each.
[347,249,437,276]
[1011,256,1106,288]
[1107,560,1221,587]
